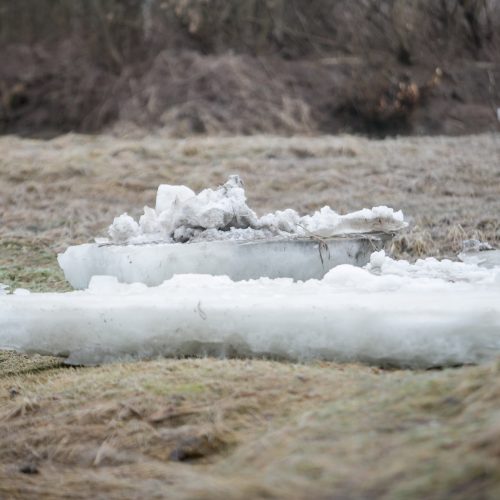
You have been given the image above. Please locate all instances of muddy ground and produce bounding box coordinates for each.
[1,132,500,498]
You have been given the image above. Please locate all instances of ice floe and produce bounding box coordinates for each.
[4,177,498,369]
[58,234,391,289]
[58,175,405,287]
[2,252,500,368]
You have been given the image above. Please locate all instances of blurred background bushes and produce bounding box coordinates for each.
[0,0,498,136]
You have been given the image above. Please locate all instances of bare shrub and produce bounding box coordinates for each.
[0,0,498,136]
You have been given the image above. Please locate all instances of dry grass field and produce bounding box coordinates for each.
[1,132,499,272]
[1,132,500,498]
[2,357,500,499]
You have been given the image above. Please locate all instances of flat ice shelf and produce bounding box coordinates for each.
[2,254,500,368]
[58,234,390,289]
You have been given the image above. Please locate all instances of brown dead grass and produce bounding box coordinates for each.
[0,133,499,288]
[1,358,500,499]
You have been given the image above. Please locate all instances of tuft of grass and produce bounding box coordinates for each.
[0,350,64,378]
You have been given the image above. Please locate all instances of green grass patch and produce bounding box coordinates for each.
[0,239,70,292]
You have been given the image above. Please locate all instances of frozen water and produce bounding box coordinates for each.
[368,250,497,283]
[60,176,406,287]
[461,239,495,252]
[2,253,500,368]
[58,234,390,289]
[299,206,406,237]
[105,175,407,244]
[458,239,500,269]
[108,213,140,243]
[155,184,195,214]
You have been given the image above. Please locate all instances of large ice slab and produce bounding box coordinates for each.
[2,253,500,368]
[59,175,406,288]
[58,234,390,290]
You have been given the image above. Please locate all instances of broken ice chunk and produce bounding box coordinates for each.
[3,256,500,367]
[257,209,301,233]
[366,250,499,283]
[139,206,162,235]
[300,206,407,237]
[103,176,407,245]
[369,249,387,269]
[171,175,258,237]
[108,213,140,243]
[461,239,495,253]
[155,185,195,214]
[58,235,390,289]
[88,275,121,293]
[459,239,500,268]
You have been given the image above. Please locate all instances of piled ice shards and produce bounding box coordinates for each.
[105,175,407,244]
[58,176,406,288]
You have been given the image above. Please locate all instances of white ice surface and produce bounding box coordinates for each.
[58,234,388,289]
[2,253,500,368]
[458,240,500,269]
[155,184,195,214]
[460,250,500,268]
[367,250,496,282]
[107,213,140,243]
